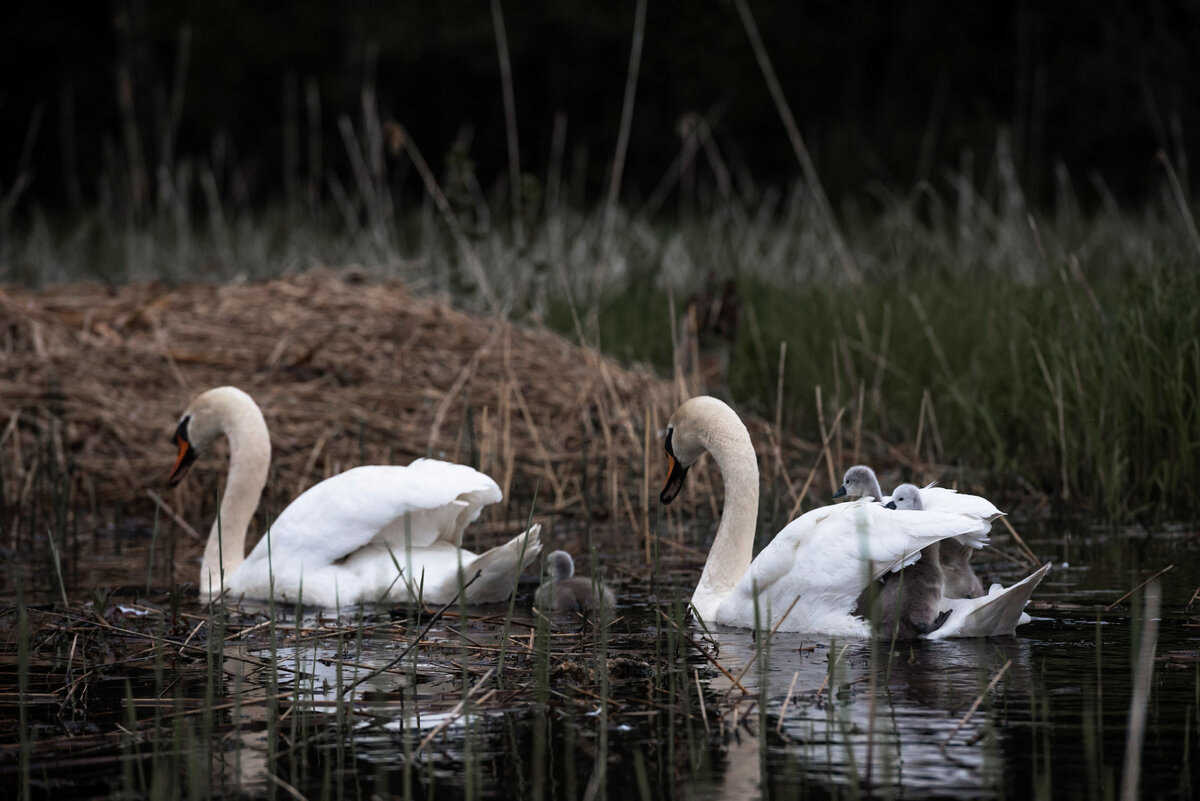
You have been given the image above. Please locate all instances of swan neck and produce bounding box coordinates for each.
[694,418,759,611]
[199,402,270,597]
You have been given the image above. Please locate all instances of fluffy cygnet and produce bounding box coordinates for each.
[534,550,615,617]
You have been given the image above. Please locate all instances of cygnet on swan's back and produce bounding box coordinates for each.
[860,484,950,640]
[835,464,987,599]
[534,550,615,616]
[833,465,885,502]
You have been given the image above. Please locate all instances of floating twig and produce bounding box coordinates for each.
[1106,565,1175,612]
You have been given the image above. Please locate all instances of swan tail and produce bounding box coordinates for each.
[459,524,544,604]
[928,562,1051,639]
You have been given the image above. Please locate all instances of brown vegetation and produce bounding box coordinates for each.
[0,270,816,584]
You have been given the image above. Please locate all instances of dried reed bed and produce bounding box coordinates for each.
[0,270,815,584]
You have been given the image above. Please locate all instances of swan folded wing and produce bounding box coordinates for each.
[243,461,501,570]
[721,501,890,623]
[847,503,991,581]
[919,486,1003,522]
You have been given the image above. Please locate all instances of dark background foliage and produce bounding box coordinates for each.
[3,0,1197,214]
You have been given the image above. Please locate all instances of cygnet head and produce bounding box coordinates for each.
[884,483,924,511]
[545,550,576,582]
[834,465,882,500]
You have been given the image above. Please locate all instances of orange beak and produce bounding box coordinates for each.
[660,431,689,504]
[168,419,198,489]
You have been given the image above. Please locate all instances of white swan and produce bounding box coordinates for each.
[836,464,990,598]
[168,386,542,607]
[533,550,616,616]
[660,396,997,637]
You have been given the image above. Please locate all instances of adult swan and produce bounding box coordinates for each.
[659,396,1048,637]
[168,386,541,607]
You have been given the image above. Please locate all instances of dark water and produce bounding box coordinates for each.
[2,521,1198,800]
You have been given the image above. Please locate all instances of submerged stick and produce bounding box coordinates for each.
[774,670,800,735]
[727,593,801,694]
[941,659,1012,747]
[264,772,310,801]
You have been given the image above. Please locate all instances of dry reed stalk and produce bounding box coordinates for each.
[914,390,928,460]
[488,0,522,239]
[657,608,747,694]
[264,772,308,801]
[814,643,851,701]
[788,406,846,519]
[731,0,860,284]
[852,380,864,465]
[775,670,800,735]
[694,667,711,735]
[724,593,802,701]
[642,405,651,565]
[999,517,1042,569]
[1106,565,1174,612]
[602,0,647,248]
[1157,150,1200,256]
[396,132,498,311]
[144,489,201,541]
[815,387,839,492]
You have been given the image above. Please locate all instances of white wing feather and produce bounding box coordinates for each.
[239,460,500,579]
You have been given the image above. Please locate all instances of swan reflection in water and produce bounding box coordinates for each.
[699,627,1035,798]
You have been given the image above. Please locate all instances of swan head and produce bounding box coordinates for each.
[884,483,924,511]
[660,396,735,504]
[545,550,576,582]
[168,386,261,486]
[834,465,880,500]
